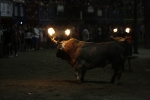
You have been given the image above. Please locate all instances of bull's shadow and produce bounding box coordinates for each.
[52,80,111,84]
[83,80,111,84]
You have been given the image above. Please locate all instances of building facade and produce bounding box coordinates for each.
[0,0,144,26]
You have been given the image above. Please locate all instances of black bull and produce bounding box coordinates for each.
[55,38,134,84]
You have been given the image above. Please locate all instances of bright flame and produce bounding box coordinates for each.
[48,28,55,36]
[125,28,130,33]
[113,28,118,33]
[65,29,70,36]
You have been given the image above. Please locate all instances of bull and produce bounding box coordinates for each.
[52,38,131,84]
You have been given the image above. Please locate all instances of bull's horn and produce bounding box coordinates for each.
[51,37,59,44]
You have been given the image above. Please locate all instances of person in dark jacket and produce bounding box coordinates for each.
[3,26,13,58]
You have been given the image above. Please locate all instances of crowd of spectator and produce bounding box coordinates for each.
[0,23,55,58]
[1,20,144,59]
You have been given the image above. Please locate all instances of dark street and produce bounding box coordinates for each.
[0,47,150,100]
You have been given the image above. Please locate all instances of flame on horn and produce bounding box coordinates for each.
[51,37,59,44]
[48,28,59,44]
[48,28,55,36]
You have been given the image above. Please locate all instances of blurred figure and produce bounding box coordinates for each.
[39,24,44,49]
[25,25,32,51]
[74,25,80,40]
[97,25,102,43]
[33,25,40,50]
[12,24,19,56]
[0,25,3,58]
[3,26,13,58]
[43,25,48,48]
[140,23,145,39]
[82,27,91,42]
[18,25,25,52]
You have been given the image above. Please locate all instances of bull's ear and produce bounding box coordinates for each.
[57,42,63,50]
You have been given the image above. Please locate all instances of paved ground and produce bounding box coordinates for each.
[133,48,150,58]
[0,47,150,100]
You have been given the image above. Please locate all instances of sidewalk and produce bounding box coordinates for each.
[133,48,150,58]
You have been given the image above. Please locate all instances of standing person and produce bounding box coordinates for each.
[21,25,26,51]
[31,25,35,50]
[43,25,48,49]
[3,26,13,58]
[108,24,113,42]
[12,24,19,56]
[140,23,145,39]
[33,25,40,50]
[0,25,3,58]
[82,26,90,42]
[39,25,44,49]
[18,26,21,51]
[18,25,25,52]
[74,25,80,40]
[102,24,109,42]
[25,25,32,51]
[97,25,102,43]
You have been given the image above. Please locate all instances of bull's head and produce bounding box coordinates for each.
[48,28,59,44]
[48,28,71,60]
[48,27,71,45]
[56,40,71,60]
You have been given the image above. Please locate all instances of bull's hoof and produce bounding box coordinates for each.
[111,80,122,85]
[110,80,115,83]
[116,82,122,85]
[77,81,82,84]
[77,79,84,84]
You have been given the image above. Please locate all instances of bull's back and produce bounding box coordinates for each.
[76,42,124,63]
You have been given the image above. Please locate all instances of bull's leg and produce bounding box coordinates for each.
[111,69,123,85]
[75,70,82,84]
[81,70,86,82]
[110,70,117,83]
[111,63,123,85]
[75,70,86,84]
[111,64,118,83]
[115,69,123,85]
[74,60,88,84]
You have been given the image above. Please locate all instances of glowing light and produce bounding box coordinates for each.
[125,28,130,33]
[65,29,70,36]
[113,28,118,33]
[48,28,55,36]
